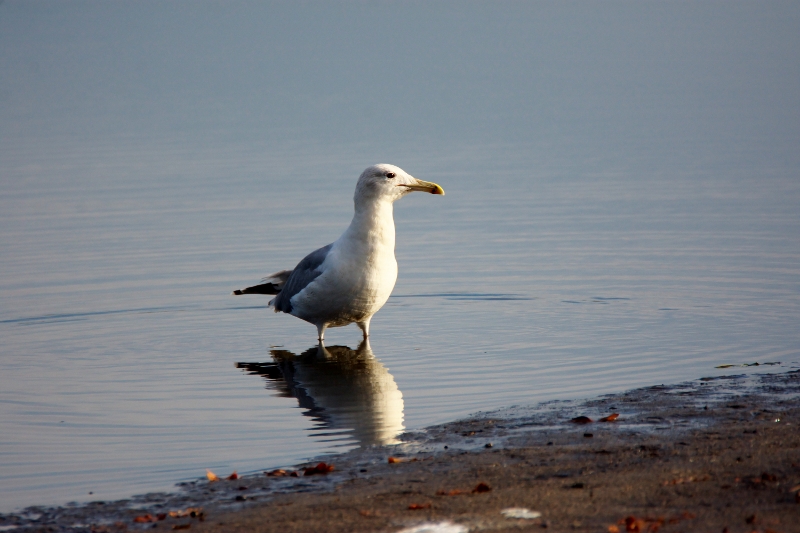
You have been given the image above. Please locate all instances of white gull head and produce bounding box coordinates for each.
[354,164,445,206]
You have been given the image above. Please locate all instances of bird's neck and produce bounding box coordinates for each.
[343,199,396,251]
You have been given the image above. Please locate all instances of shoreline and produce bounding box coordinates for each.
[2,370,798,532]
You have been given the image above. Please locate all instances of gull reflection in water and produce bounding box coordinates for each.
[236,339,405,446]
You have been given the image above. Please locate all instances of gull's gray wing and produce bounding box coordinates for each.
[272,243,333,314]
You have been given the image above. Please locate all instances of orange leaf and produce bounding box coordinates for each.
[408,503,431,510]
[472,482,492,493]
[226,471,238,480]
[168,507,203,519]
[206,469,219,482]
[303,462,334,475]
[624,516,645,532]
[134,515,156,523]
[571,416,593,424]
[600,413,620,422]
[388,456,402,463]
[608,526,620,533]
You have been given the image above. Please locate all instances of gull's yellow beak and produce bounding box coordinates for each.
[401,178,445,195]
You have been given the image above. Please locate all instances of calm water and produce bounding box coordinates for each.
[1,136,798,511]
[1,0,799,514]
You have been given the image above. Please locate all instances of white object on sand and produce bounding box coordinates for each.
[396,521,468,533]
[501,507,543,519]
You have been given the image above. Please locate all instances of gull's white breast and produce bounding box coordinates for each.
[290,238,397,327]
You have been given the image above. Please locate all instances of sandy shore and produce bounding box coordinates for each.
[3,370,799,533]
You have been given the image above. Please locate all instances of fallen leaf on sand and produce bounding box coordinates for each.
[571,416,593,424]
[436,489,465,496]
[134,515,156,523]
[265,469,291,477]
[226,471,238,480]
[738,473,779,488]
[501,508,542,519]
[388,456,420,464]
[168,507,203,519]
[615,512,695,532]
[303,462,334,475]
[408,503,431,510]
[472,482,491,493]
[206,469,219,482]
[600,413,620,422]
[622,516,647,532]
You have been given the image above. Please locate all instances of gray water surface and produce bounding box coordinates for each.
[2,138,797,511]
[1,0,799,513]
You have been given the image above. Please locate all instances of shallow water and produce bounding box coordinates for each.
[2,1,799,514]
[1,136,798,511]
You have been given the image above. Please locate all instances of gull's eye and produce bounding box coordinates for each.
[385,172,396,179]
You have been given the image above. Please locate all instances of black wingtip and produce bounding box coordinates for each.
[231,282,281,296]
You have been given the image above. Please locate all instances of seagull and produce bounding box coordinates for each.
[232,164,444,341]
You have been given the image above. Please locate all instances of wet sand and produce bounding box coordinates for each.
[3,370,799,533]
